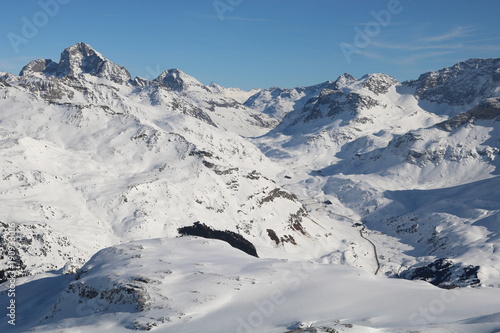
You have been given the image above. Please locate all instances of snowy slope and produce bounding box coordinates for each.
[208,82,261,104]
[152,69,276,136]
[243,80,341,121]
[1,43,500,332]
[2,237,500,333]
[253,73,446,170]
[0,43,381,286]
[254,59,500,287]
[0,75,338,280]
[13,43,276,138]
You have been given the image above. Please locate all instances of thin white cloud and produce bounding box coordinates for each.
[372,40,500,52]
[371,41,465,51]
[419,26,476,43]
[357,50,384,60]
[397,51,454,65]
[371,41,421,50]
[370,26,486,51]
[356,24,500,65]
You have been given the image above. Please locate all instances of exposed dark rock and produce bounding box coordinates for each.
[19,59,58,77]
[189,148,214,159]
[266,229,280,245]
[398,258,480,288]
[18,77,74,101]
[361,73,398,95]
[20,42,131,84]
[289,208,308,235]
[243,81,336,120]
[0,78,12,87]
[65,279,151,312]
[333,73,356,88]
[259,188,298,205]
[245,170,261,180]
[133,320,158,331]
[437,97,500,131]
[155,69,210,92]
[405,58,500,106]
[291,90,380,126]
[285,322,341,333]
[178,222,258,257]
[0,240,26,284]
[285,328,318,333]
[280,234,297,245]
[0,220,85,283]
[249,113,278,128]
[214,167,239,175]
[202,160,215,169]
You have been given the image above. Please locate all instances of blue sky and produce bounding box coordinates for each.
[1,0,499,90]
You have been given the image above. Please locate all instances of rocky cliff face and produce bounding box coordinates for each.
[438,97,500,131]
[399,258,480,288]
[404,58,500,107]
[20,42,132,83]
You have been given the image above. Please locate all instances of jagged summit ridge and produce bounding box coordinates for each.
[438,97,500,131]
[10,42,277,137]
[20,42,131,83]
[154,68,206,92]
[333,73,356,89]
[404,58,500,107]
[360,73,399,95]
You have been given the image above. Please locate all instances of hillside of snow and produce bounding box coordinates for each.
[253,59,500,288]
[2,237,500,332]
[1,43,500,332]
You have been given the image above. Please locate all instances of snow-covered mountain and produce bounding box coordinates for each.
[405,58,500,111]
[0,43,342,283]
[19,42,132,83]
[243,80,341,121]
[11,42,276,138]
[208,81,261,104]
[1,43,500,332]
[253,57,500,289]
[7,237,500,332]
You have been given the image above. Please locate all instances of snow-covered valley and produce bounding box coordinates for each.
[1,43,500,332]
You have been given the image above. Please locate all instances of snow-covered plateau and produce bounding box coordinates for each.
[1,43,500,332]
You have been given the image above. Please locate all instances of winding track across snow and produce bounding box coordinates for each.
[299,196,381,275]
[328,211,381,275]
[359,226,381,275]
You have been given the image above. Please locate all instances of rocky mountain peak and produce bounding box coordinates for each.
[57,42,104,76]
[19,59,58,77]
[360,73,399,95]
[334,73,356,88]
[208,82,223,90]
[404,58,500,107]
[20,42,131,84]
[154,68,205,91]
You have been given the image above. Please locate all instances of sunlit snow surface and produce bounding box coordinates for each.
[1,45,500,332]
[2,237,500,333]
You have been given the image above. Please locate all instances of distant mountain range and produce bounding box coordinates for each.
[1,42,499,332]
